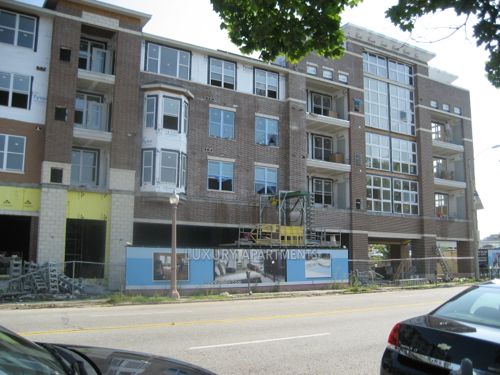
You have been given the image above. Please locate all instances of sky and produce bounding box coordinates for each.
[22,0,500,239]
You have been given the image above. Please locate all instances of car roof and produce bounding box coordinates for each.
[480,279,500,287]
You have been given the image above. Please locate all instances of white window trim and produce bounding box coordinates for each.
[0,134,26,173]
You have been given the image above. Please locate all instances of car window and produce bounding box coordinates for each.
[432,286,500,329]
[0,330,66,375]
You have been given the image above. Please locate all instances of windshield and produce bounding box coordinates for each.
[0,327,67,375]
[432,285,500,329]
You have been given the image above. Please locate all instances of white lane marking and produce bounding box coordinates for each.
[91,310,192,317]
[189,332,330,350]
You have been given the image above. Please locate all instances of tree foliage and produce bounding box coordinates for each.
[210,0,499,88]
[386,0,499,88]
[210,0,361,62]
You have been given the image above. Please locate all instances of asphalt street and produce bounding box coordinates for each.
[0,286,467,374]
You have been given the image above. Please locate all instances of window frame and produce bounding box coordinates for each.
[254,68,279,99]
[0,71,31,109]
[254,166,278,195]
[74,91,105,131]
[209,107,235,139]
[365,132,390,171]
[145,42,191,80]
[366,174,392,213]
[141,149,155,186]
[312,177,333,206]
[207,159,234,192]
[78,38,107,73]
[208,57,236,90]
[312,134,333,162]
[159,149,179,185]
[144,95,157,129]
[71,147,99,187]
[161,96,182,132]
[255,116,279,146]
[311,92,332,116]
[0,8,37,50]
[435,192,449,218]
[393,178,419,215]
[391,138,418,175]
[0,133,26,173]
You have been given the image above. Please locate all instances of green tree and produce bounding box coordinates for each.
[386,0,499,88]
[210,0,361,62]
[211,0,499,88]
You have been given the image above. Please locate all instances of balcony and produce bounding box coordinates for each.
[73,100,111,145]
[307,153,351,176]
[306,112,350,134]
[77,47,115,92]
[434,170,466,191]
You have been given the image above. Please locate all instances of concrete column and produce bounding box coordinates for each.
[37,186,68,269]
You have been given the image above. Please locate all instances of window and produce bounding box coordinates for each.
[75,93,106,131]
[442,103,450,112]
[306,65,317,75]
[160,150,178,184]
[162,97,181,131]
[311,92,332,116]
[141,149,154,185]
[208,160,234,191]
[209,107,235,139]
[144,96,157,128]
[0,134,25,172]
[79,39,108,73]
[363,52,387,78]
[312,134,333,162]
[144,94,188,132]
[0,9,36,49]
[255,166,277,194]
[432,121,445,142]
[393,178,418,215]
[180,153,187,188]
[209,58,235,89]
[141,150,187,188]
[392,138,417,175]
[71,148,98,186]
[255,116,278,146]
[364,52,413,86]
[389,85,415,135]
[313,178,333,205]
[435,193,448,218]
[454,106,462,115]
[365,133,390,171]
[366,175,391,213]
[0,72,31,109]
[338,73,348,83]
[254,68,278,98]
[364,77,389,130]
[183,101,189,134]
[322,69,333,80]
[433,157,447,179]
[430,100,438,109]
[388,60,413,85]
[146,43,190,80]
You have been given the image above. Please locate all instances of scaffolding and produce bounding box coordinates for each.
[238,190,340,247]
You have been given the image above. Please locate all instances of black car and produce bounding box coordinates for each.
[0,325,216,375]
[381,280,500,374]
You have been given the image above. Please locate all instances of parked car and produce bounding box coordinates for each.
[0,325,216,375]
[381,280,500,374]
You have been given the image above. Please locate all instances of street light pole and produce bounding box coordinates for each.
[169,193,180,299]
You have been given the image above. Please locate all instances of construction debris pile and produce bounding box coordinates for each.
[0,256,84,301]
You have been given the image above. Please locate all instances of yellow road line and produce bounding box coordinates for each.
[20,300,439,337]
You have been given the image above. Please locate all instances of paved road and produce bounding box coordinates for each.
[0,286,467,374]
